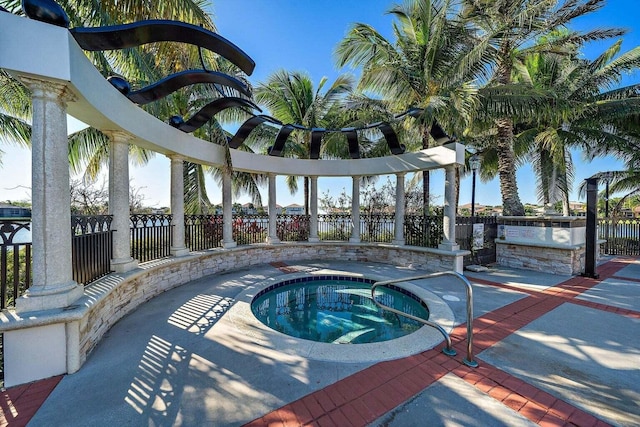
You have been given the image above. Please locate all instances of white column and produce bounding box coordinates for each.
[267,173,281,244]
[222,170,237,248]
[169,154,190,256]
[393,172,406,245]
[309,175,319,242]
[105,131,138,272]
[439,165,460,251]
[349,176,361,243]
[15,78,83,313]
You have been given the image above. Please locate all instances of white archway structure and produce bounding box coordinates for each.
[0,13,466,386]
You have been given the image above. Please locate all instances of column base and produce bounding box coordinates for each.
[392,239,405,246]
[170,247,190,257]
[266,237,281,244]
[222,240,237,249]
[349,237,361,243]
[308,237,320,243]
[111,257,139,273]
[15,281,84,313]
[438,242,460,251]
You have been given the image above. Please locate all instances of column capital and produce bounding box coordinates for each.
[103,130,133,143]
[19,76,77,104]
[167,153,186,162]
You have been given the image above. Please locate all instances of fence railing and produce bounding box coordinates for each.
[71,215,114,285]
[599,218,640,256]
[130,214,172,262]
[0,213,503,310]
[0,219,31,310]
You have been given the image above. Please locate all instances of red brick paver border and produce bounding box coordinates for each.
[0,375,62,427]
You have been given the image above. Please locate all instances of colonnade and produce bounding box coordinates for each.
[0,12,466,387]
[13,78,460,315]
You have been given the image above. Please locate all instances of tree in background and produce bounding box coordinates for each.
[255,70,354,214]
[336,0,478,215]
[511,37,640,215]
[460,0,625,215]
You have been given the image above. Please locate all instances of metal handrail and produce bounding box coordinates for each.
[371,271,478,367]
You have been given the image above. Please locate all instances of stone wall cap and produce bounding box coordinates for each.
[495,239,585,250]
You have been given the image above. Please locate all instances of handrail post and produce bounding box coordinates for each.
[371,271,478,367]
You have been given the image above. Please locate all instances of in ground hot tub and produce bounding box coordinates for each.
[251,275,429,344]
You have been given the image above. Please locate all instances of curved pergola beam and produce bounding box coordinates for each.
[171,97,261,133]
[69,20,255,75]
[269,125,295,156]
[310,129,324,159]
[0,14,465,177]
[228,115,281,149]
[377,122,406,155]
[343,128,360,159]
[127,70,251,104]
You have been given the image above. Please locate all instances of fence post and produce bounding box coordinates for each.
[583,177,599,278]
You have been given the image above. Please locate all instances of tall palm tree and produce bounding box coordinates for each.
[511,38,640,214]
[254,70,354,214]
[460,0,625,215]
[335,0,478,215]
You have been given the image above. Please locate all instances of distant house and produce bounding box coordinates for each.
[283,204,305,215]
[240,203,258,215]
[0,203,31,218]
[568,202,586,216]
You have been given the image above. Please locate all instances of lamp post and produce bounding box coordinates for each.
[469,154,481,220]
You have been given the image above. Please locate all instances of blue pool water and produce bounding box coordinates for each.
[251,276,429,344]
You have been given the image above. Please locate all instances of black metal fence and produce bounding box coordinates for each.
[130,214,172,262]
[456,216,499,265]
[599,218,640,256]
[404,215,444,247]
[71,215,113,285]
[5,214,637,307]
[0,220,31,310]
[185,214,222,250]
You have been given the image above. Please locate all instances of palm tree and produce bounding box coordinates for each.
[510,38,640,215]
[335,0,478,215]
[254,70,354,214]
[579,112,640,216]
[460,0,626,215]
[1,0,263,214]
[0,0,214,165]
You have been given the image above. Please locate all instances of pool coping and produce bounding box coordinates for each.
[226,268,456,363]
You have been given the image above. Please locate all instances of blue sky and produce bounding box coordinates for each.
[1,0,638,208]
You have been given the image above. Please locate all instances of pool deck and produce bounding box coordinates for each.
[1,256,639,426]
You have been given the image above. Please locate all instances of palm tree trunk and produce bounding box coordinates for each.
[496,117,525,216]
[495,45,525,216]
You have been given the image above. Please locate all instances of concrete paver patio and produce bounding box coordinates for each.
[1,256,638,426]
